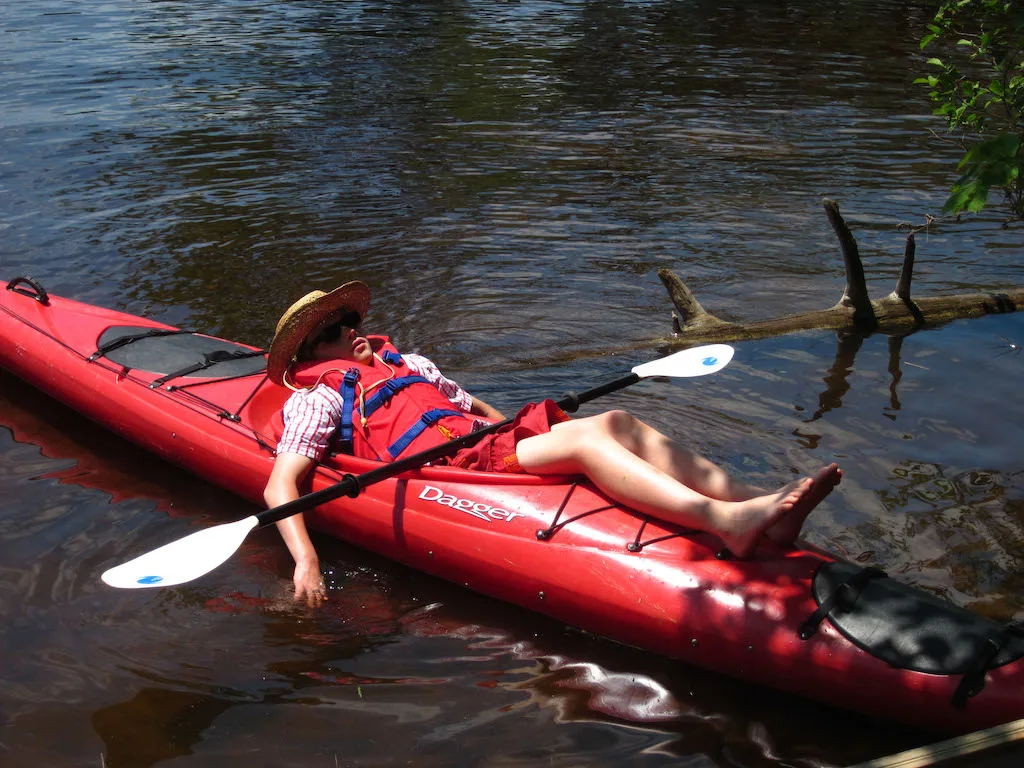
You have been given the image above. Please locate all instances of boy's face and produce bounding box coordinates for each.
[311,316,373,364]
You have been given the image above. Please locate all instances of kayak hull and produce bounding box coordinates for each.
[3,278,1023,734]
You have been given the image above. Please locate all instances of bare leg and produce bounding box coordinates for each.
[516,415,816,558]
[562,411,767,502]
[545,412,841,547]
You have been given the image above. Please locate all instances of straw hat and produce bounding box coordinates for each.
[266,281,371,385]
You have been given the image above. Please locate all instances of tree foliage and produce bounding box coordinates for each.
[917,0,1024,219]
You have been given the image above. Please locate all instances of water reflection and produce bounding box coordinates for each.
[879,462,1024,613]
[85,591,929,768]
[803,330,920,426]
[0,366,933,767]
[11,0,1019,351]
[807,332,865,424]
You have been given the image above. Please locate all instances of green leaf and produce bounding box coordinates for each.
[967,192,989,213]
[922,0,1024,220]
[985,133,1022,158]
[945,179,990,214]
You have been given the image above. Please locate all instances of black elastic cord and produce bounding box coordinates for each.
[537,482,580,540]
[798,566,887,640]
[149,349,265,389]
[89,329,191,361]
[535,481,616,541]
[952,621,1024,707]
[627,517,693,552]
[952,638,1002,708]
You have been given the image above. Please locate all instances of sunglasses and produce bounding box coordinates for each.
[313,311,362,346]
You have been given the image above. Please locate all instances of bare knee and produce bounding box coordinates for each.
[590,409,642,443]
[517,430,592,475]
[546,411,643,457]
[525,413,633,463]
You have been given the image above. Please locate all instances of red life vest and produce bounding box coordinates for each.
[289,336,474,462]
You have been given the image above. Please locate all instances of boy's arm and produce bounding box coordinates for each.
[402,353,507,420]
[264,452,325,603]
[469,395,506,421]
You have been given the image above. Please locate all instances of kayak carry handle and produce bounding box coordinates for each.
[6,276,50,305]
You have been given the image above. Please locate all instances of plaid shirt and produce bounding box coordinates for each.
[277,353,485,461]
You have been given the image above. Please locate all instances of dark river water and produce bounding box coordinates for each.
[3,1,1024,766]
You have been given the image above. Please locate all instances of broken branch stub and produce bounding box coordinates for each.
[660,198,1024,345]
[824,198,875,327]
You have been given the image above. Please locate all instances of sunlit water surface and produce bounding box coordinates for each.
[3,1,1024,766]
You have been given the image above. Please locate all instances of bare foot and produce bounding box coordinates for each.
[717,477,814,558]
[764,463,842,547]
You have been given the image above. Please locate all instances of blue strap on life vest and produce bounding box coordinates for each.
[360,375,431,419]
[381,350,403,365]
[387,408,467,459]
[336,368,360,454]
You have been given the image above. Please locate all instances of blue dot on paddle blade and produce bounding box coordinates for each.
[137,575,164,585]
[702,356,718,366]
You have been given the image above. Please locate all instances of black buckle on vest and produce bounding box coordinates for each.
[952,621,1024,708]
[798,566,887,640]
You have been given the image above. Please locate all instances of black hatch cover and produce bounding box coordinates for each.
[95,325,266,379]
[812,561,1024,674]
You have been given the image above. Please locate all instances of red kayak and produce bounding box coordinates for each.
[2,275,1023,734]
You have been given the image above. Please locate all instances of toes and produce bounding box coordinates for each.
[786,478,813,506]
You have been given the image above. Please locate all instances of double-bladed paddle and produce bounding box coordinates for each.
[101,344,734,589]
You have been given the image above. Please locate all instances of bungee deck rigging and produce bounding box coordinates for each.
[2,278,274,450]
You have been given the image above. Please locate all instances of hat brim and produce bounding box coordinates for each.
[266,281,371,385]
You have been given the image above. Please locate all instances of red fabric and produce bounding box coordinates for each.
[448,399,570,473]
[289,338,474,461]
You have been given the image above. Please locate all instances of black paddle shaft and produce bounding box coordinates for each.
[255,371,641,528]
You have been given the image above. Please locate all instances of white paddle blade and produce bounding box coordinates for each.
[101,516,259,589]
[632,344,734,379]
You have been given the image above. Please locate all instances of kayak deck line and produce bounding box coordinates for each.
[627,515,702,553]
[88,327,194,361]
[536,480,617,540]
[536,480,702,555]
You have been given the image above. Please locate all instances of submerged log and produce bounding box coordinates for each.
[661,198,1024,345]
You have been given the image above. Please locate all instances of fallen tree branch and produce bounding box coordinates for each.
[660,198,1024,345]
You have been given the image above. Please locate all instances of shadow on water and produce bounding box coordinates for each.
[83,562,937,768]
